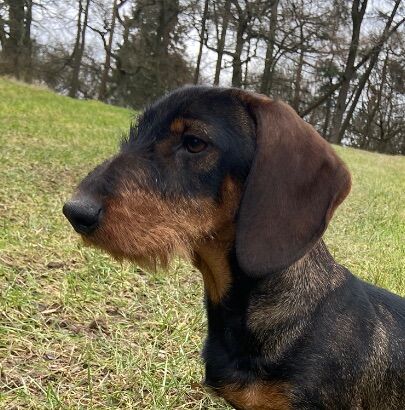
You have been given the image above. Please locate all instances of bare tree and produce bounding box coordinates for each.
[98,0,119,101]
[4,0,24,79]
[69,0,91,98]
[300,11,403,119]
[213,0,231,85]
[0,3,6,50]
[231,0,258,88]
[1,0,403,154]
[337,0,403,142]
[329,0,368,143]
[1,0,32,81]
[260,0,279,94]
[194,0,209,84]
[350,36,404,154]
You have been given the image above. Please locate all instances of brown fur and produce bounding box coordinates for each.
[170,118,186,134]
[86,184,216,269]
[236,94,351,276]
[217,382,291,410]
[86,177,240,277]
[167,118,219,172]
[231,89,270,108]
[193,225,235,304]
[170,117,210,137]
[193,177,241,303]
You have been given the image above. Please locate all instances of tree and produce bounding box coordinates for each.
[0,0,33,82]
[329,0,368,143]
[0,0,403,154]
[111,0,193,108]
[349,32,404,154]
[194,0,209,84]
[260,0,279,94]
[231,0,259,88]
[97,0,119,101]
[213,0,231,85]
[336,0,403,142]
[69,0,91,98]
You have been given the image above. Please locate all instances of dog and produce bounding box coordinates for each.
[63,86,405,409]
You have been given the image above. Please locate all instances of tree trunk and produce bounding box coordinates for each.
[260,0,279,94]
[154,0,180,91]
[364,51,389,140]
[23,0,33,83]
[99,0,118,101]
[329,0,368,143]
[213,0,231,86]
[194,0,209,84]
[69,0,90,98]
[336,0,402,142]
[4,0,25,79]
[69,0,83,97]
[300,14,404,118]
[231,12,247,88]
[322,93,332,138]
[0,13,7,50]
[292,26,304,112]
[242,38,251,88]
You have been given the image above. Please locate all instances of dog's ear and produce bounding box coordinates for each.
[234,91,351,277]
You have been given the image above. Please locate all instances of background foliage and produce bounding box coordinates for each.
[0,0,404,153]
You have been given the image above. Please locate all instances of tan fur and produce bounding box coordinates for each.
[218,382,291,410]
[170,117,210,136]
[231,88,272,114]
[193,225,234,304]
[85,177,240,276]
[170,118,186,134]
[193,178,241,303]
[86,185,216,269]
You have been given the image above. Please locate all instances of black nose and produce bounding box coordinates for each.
[63,198,102,235]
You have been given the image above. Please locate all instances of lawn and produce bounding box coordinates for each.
[0,78,404,409]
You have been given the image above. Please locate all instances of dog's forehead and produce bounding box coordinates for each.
[135,87,240,142]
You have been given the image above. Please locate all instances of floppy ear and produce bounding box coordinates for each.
[234,91,351,277]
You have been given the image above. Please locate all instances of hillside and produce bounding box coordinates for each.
[0,78,404,409]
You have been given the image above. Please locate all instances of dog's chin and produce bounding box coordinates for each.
[80,235,187,271]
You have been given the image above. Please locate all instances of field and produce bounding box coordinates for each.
[0,78,404,409]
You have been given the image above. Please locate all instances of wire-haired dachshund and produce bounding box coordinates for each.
[63,86,405,409]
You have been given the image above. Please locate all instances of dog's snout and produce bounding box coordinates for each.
[63,198,102,235]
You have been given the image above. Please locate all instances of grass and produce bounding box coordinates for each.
[0,78,404,409]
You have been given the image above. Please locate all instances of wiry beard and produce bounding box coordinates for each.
[82,179,240,271]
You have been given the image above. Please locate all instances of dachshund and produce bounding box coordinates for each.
[63,86,405,409]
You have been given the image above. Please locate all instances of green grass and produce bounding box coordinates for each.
[0,78,404,409]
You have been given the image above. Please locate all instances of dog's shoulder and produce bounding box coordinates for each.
[362,280,405,329]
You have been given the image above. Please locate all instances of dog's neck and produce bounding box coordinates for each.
[194,237,349,389]
[193,225,235,304]
[194,236,347,308]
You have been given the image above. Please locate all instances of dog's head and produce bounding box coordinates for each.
[63,86,351,275]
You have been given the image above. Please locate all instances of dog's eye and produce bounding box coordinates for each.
[183,135,207,153]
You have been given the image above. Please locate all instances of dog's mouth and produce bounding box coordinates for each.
[72,190,215,269]
[65,178,241,270]
[71,218,101,236]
